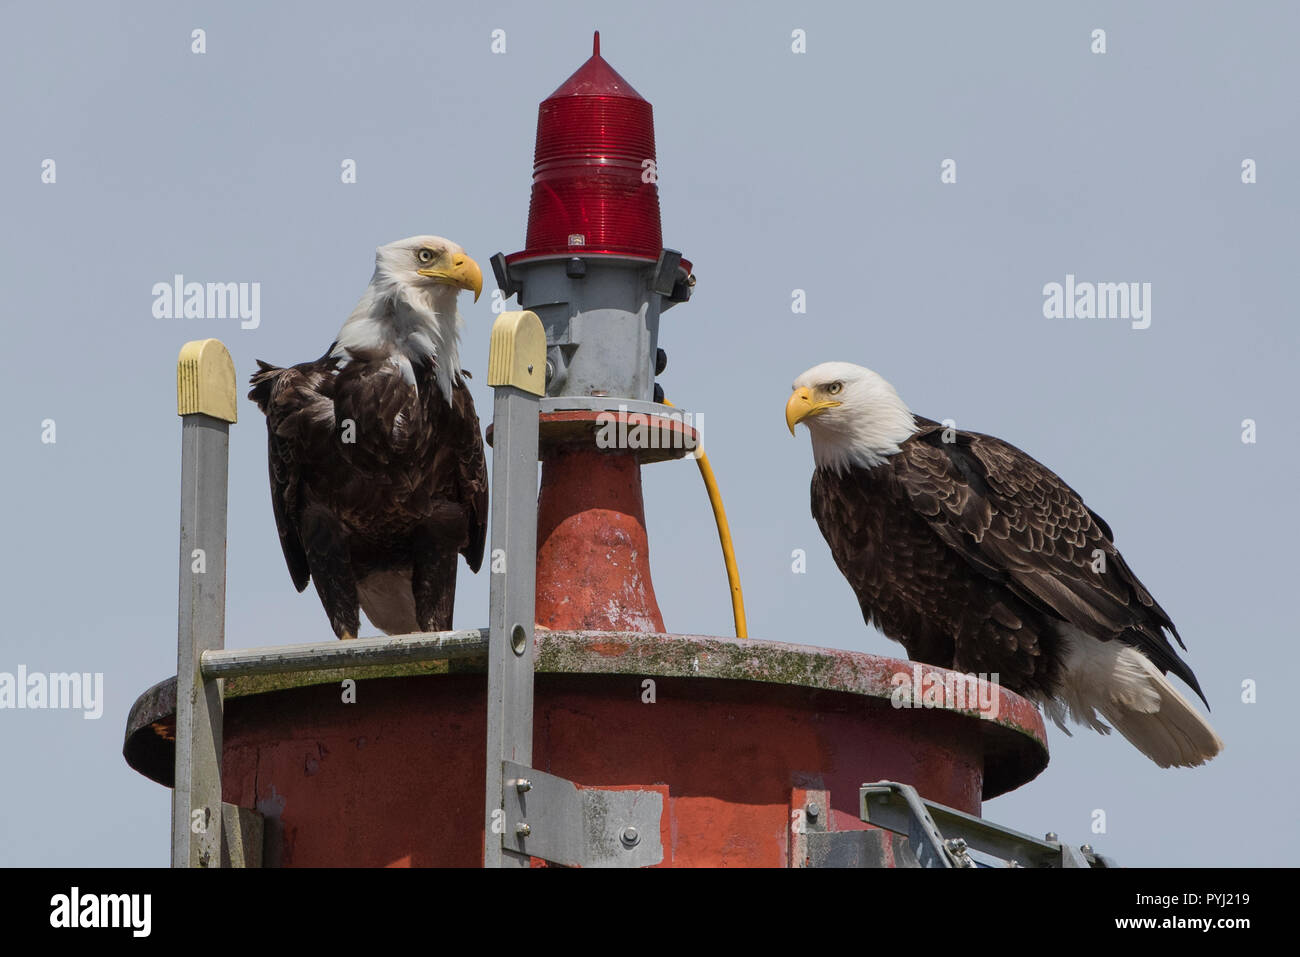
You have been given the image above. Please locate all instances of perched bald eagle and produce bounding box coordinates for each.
[786,361,1223,768]
[248,236,488,640]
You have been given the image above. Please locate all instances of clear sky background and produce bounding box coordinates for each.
[1,1,1294,867]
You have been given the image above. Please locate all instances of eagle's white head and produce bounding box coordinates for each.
[786,361,918,473]
[332,235,483,402]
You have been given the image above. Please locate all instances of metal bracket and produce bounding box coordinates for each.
[651,248,682,296]
[860,782,960,868]
[501,761,664,868]
[490,252,518,300]
[860,781,1113,869]
[221,803,264,868]
[805,830,918,868]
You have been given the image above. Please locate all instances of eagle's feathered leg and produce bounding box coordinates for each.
[412,545,458,633]
[299,504,360,640]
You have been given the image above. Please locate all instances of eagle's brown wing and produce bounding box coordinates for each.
[410,372,488,573]
[249,346,487,638]
[450,380,488,573]
[247,353,341,593]
[892,419,1205,702]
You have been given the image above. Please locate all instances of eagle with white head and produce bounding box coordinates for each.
[787,361,1223,768]
[249,236,488,640]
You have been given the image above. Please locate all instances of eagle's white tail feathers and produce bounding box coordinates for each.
[1045,631,1224,768]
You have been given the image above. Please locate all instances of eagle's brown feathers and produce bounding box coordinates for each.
[249,347,487,639]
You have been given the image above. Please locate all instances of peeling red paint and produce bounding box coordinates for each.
[535,447,666,632]
[130,632,1047,868]
[218,668,1000,867]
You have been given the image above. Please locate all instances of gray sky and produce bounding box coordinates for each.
[1,0,1295,867]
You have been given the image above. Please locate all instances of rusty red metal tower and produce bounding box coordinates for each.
[124,34,1064,870]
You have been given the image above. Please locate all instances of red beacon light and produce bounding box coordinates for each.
[510,31,663,263]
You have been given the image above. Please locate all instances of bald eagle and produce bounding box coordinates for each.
[786,361,1223,768]
[248,236,488,640]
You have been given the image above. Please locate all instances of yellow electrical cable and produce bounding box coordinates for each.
[662,398,748,639]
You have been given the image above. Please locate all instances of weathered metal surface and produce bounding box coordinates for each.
[790,781,918,868]
[486,407,698,465]
[500,402,701,635]
[536,406,698,465]
[804,830,917,868]
[201,630,489,678]
[535,451,667,632]
[540,396,692,419]
[122,632,1048,867]
[860,781,957,868]
[221,803,264,868]
[534,632,1047,787]
[501,761,664,867]
[788,783,828,867]
[172,411,230,868]
[484,340,543,868]
[125,632,1048,802]
[1060,843,1092,868]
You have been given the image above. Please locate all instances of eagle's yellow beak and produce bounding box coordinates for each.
[418,253,483,303]
[786,386,841,435]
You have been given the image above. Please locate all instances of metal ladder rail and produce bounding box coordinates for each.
[481,312,663,868]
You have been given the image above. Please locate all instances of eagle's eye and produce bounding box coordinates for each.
[826,381,843,396]
[418,248,435,263]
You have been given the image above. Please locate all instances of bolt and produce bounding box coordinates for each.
[1045,832,1059,842]
[515,779,532,793]
[620,826,640,848]
[944,838,975,867]
[516,823,531,837]
[805,802,821,820]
